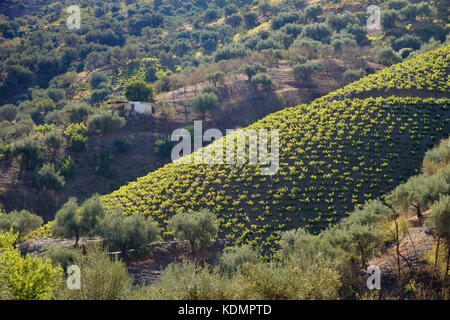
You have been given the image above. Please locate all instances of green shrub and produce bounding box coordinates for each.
[218,245,260,276]
[130,260,231,300]
[235,255,341,299]
[241,63,266,81]
[64,123,87,137]
[95,150,114,178]
[54,244,132,300]
[154,138,175,159]
[124,80,155,102]
[43,246,82,271]
[0,143,11,160]
[0,104,18,122]
[89,72,108,90]
[292,62,323,82]
[97,213,160,255]
[250,72,277,91]
[63,103,91,124]
[0,230,62,300]
[154,100,175,120]
[12,138,46,170]
[114,137,131,153]
[168,209,218,253]
[44,130,64,156]
[68,133,87,152]
[59,156,76,180]
[36,163,65,191]
[87,112,125,134]
[0,210,43,241]
[342,69,366,83]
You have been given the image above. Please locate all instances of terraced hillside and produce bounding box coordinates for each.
[103,47,450,253]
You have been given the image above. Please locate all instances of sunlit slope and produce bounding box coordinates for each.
[320,45,449,101]
[103,47,450,252]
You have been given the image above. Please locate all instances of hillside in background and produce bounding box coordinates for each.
[0,0,449,301]
[103,46,450,253]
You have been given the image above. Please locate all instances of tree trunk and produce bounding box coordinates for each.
[75,234,79,248]
[395,219,401,289]
[429,236,441,295]
[443,243,450,300]
[414,204,423,219]
[359,243,367,268]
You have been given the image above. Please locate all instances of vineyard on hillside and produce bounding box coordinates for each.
[103,47,450,253]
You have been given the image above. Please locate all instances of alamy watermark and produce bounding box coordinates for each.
[66,264,81,290]
[366,265,381,290]
[66,5,81,30]
[367,5,382,31]
[171,121,279,175]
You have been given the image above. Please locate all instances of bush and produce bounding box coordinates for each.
[154,100,175,120]
[0,210,43,241]
[0,105,17,122]
[59,156,76,180]
[89,86,112,105]
[96,150,114,178]
[0,143,12,160]
[114,137,131,153]
[12,138,46,170]
[292,62,323,82]
[68,133,87,152]
[342,69,366,83]
[89,72,108,90]
[64,123,87,137]
[376,47,402,66]
[154,138,175,159]
[87,112,126,134]
[54,244,132,300]
[302,23,331,43]
[218,245,260,276]
[241,63,267,81]
[235,255,341,299]
[63,103,91,123]
[44,130,64,156]
[97,213,160,255]
[168,209,218,253]
[131,260,231,300]
[36,163,65,191]
[0,230,62,300]
[201,85,219,97]
[43,246,81,271]
[272,12,300,30]
[392,35,422,51]
[304,4,323,22]
[423,137,450,174]
[124,80,155,102]
[250,73,277,91]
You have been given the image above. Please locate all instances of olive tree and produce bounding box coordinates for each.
[53,194,105,246]
[0,209,43,241]
[168,209,218,254]
[426,195,450,299]
[387,174,449,218]
[189,93,219,121]
[96,213,160,256]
